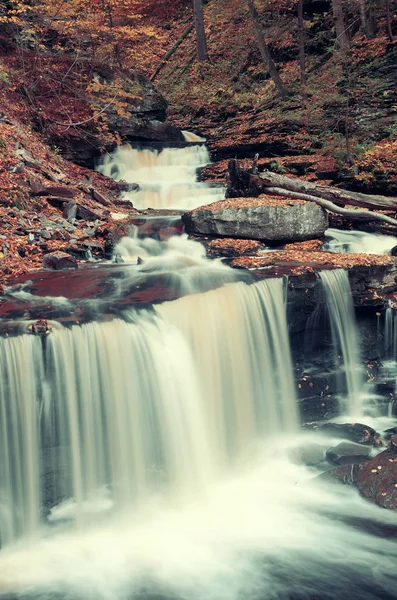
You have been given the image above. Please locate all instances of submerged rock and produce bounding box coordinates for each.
[326,441,372,465]
[289,442,325,466]
[183,196,328,242]
[304,422,380,445]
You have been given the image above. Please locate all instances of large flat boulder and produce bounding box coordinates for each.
[183,196,328,242]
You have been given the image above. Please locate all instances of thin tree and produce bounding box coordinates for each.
[246,0,289,97]
[193,0,209,61]
[332,0,349,54]
[385,0,394,40]
[297,0,307,86]
[359,0,377,38]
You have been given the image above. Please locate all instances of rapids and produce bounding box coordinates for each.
[97,144,224,210]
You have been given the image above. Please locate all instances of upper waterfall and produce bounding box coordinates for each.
[97,143,224,210]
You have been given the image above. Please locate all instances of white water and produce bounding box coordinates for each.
[325,228,397,255]
[1,451,397,600]
[385,306,397,359]
[0,278,297,548]
[182,130,206,143]
[0,336,43,544]
[319,270,364,416]
[98,144,224,210]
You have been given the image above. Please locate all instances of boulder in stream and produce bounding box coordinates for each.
[303,422,380,445]
[326,441,372,465]
[321,445,397,510]
[183,196,328,242]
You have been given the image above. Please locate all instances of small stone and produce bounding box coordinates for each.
[91,188,110,206]
[76,204,101,221]
[30,180,46,195]
[63,201,77,221]
[51,230,63,241]
[42,251,78,270]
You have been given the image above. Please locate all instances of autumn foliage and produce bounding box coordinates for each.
[0,0,396,184]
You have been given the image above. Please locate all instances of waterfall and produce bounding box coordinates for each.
[385,306,397,360]
[319,270,364,416]
[0,278,297,546]
[0,335,44,546]
[182,130,206,143]
[97,144,224,210]
[157,279,298,467]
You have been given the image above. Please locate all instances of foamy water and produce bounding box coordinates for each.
[97,144,224,210]
[325,228,397,255]
[0,450,397,600]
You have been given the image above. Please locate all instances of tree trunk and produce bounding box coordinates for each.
[193,0,209,61]
[359,0,368,35]
[332,0,349,54]
[227,159,397,211]
[246,0,289,97]
[298,0,307,86]
[360,0,377,38]
[151,23,194,81]
[266,187,397,228]
[385,0,394,40]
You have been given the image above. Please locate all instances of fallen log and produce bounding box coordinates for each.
[227,159,397,212]
[266,187,397,228]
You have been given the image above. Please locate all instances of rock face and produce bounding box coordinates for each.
[49,69,183,167]
[183,196,328,242]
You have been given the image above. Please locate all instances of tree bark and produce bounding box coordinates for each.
[266,187,397,228]
[246,0,289,97]
[298,0,307,86]
[360,0,377,38]
[193,0,209,61]
[150,23,194,81]
[332,0,349,54]
[385,0,394,40]
[258,170,397,210]
[226,159,397,211]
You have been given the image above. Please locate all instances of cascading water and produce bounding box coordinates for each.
[319,270,364,416]
[0,336,43,545]
[325,228,397,254]
[385,306,397,359]
[382,305,397,416]
[0,278,297,547]
[97,144,224,210]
